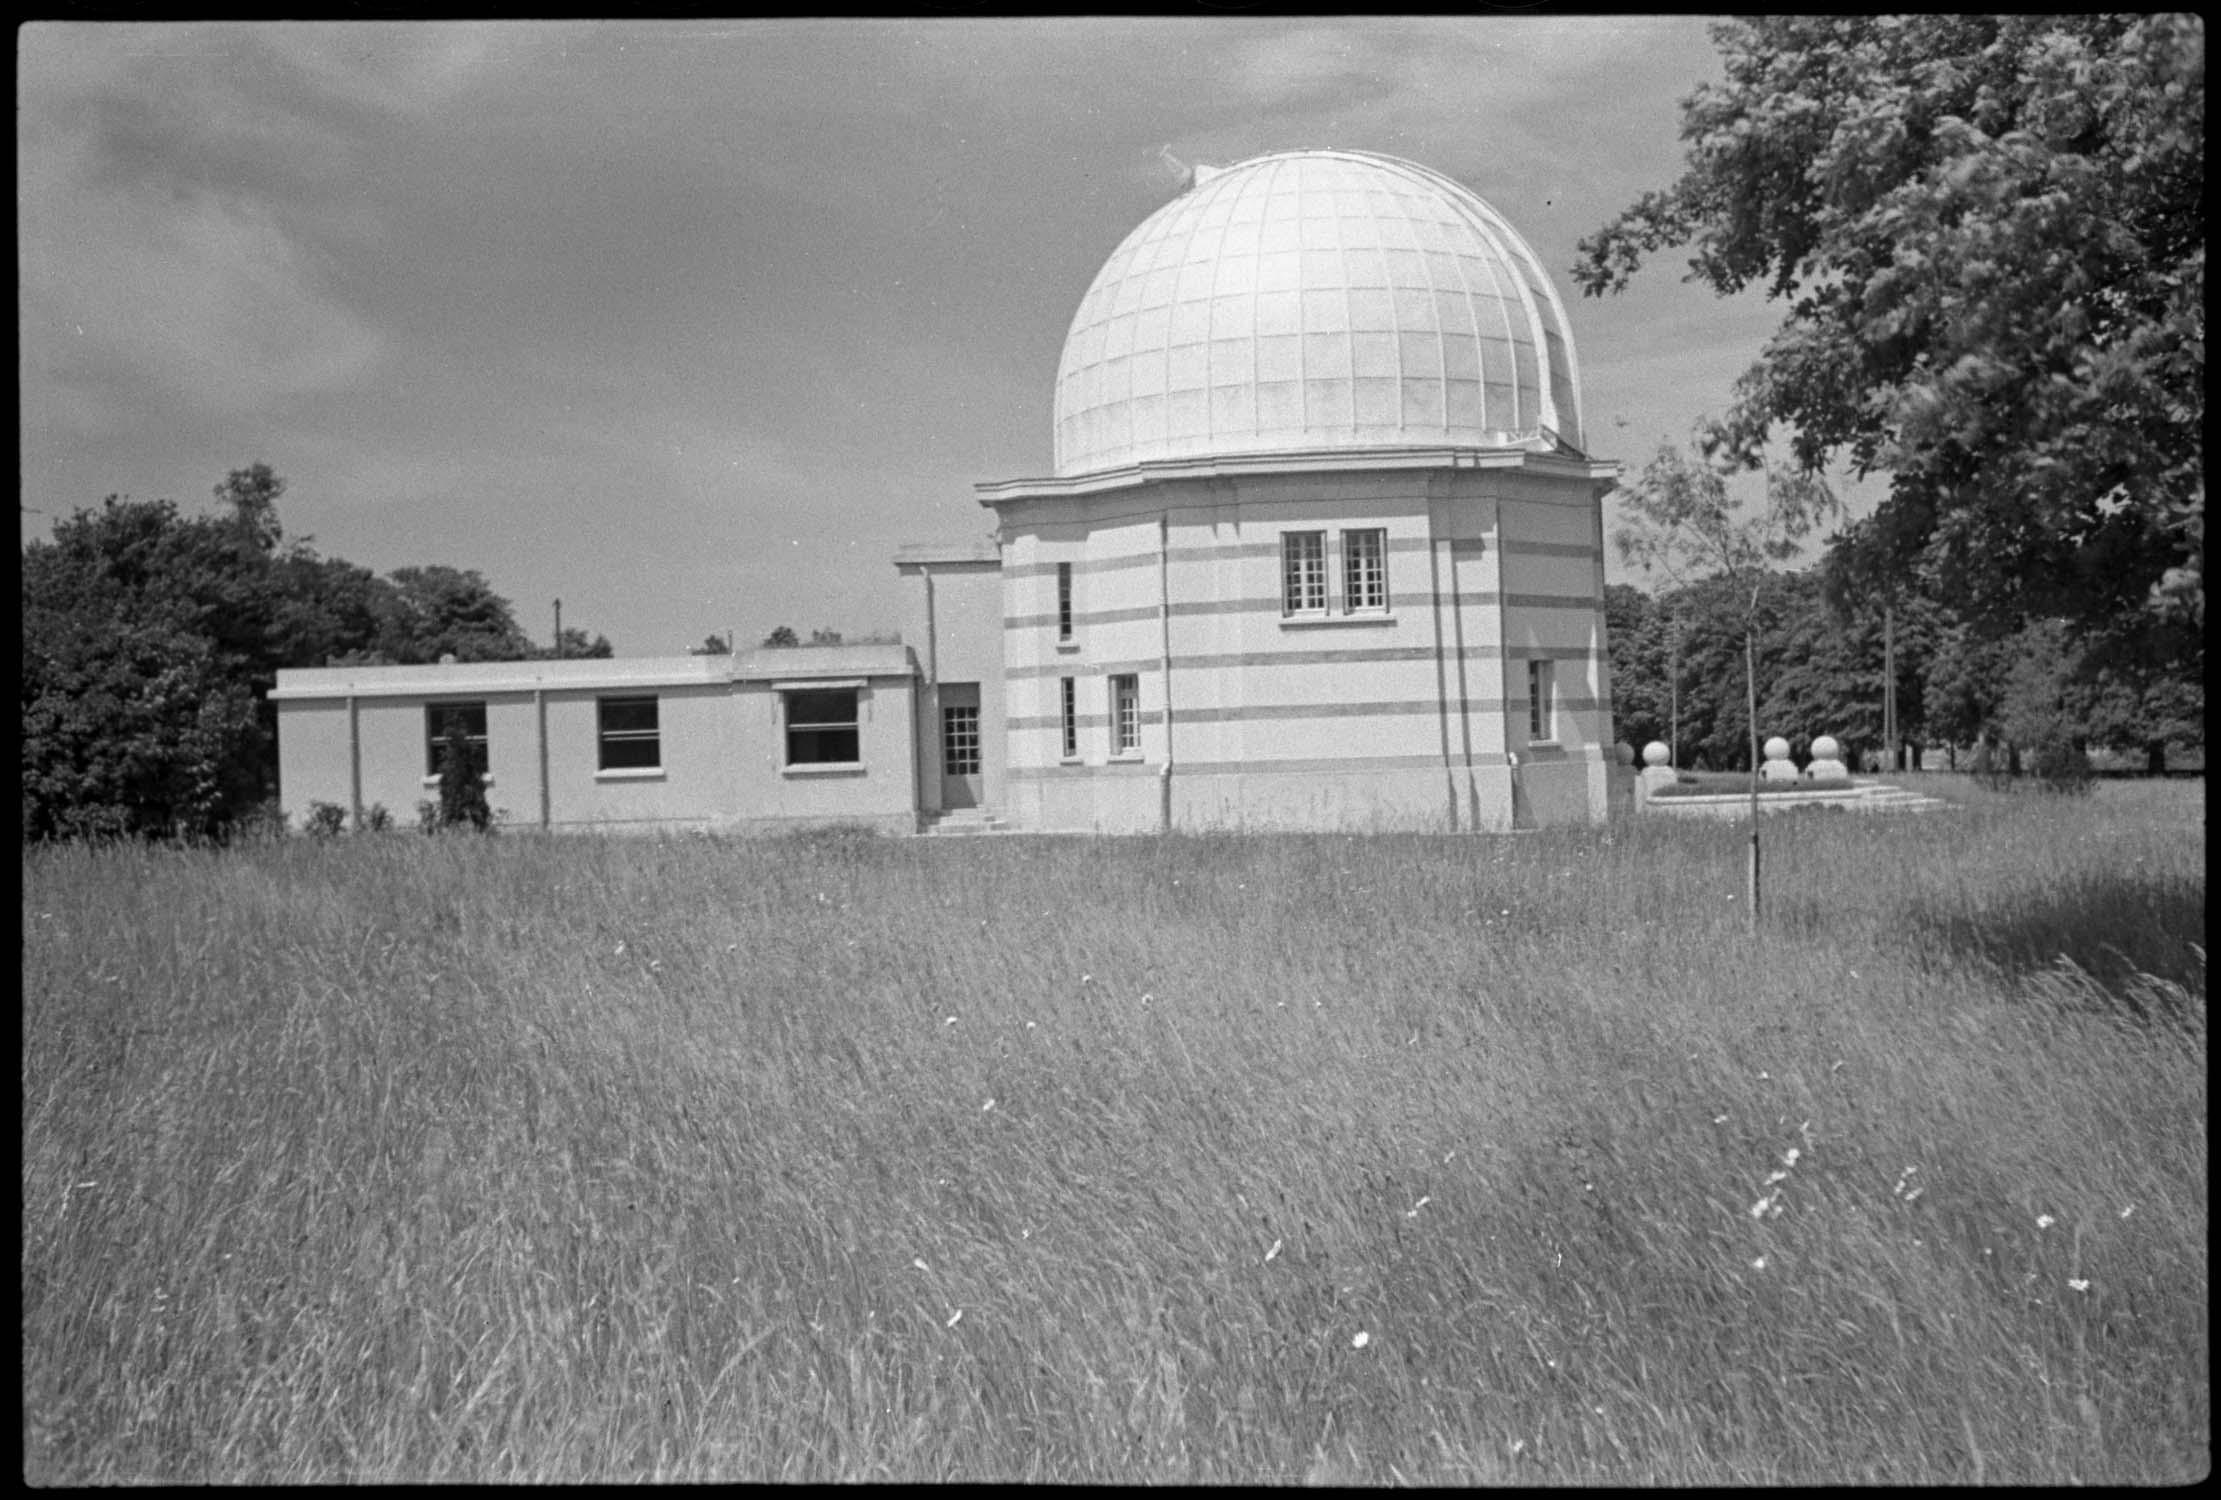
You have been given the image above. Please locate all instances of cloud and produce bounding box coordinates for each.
[15,24,547,429]
[21,139,384,423]
[246,21,534,116]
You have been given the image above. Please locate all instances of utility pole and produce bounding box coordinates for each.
[554,598,563,659]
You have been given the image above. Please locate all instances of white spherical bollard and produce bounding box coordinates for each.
[1615,743,1637,766]
[1764,736,1791,762]
[1805,734,1848,782]
[1642,741,1671,767]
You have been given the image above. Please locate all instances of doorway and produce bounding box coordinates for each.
[939,682,982,809]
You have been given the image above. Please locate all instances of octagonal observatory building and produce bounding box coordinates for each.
[973,148,1621,833]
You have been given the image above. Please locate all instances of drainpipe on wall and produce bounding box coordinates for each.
[921,564,938,820]
[535,686,550,831]
[347,694,362,832]
[1159,511,1175,833]
[1428,538,1458,831]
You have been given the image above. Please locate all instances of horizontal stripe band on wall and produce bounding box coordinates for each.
[999,535,1598,583]
[1008,752,1536,780]
[1008,696,1606,732]
[1008,591,1599,631]
[1006,643,1601,680]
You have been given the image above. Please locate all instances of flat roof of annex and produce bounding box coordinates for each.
[270,643,915,702]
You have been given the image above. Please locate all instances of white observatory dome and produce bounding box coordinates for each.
[1053,149,1585,478]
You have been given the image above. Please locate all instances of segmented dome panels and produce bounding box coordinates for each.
[1053,150,1584,478]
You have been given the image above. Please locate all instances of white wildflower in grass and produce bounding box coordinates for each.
[1404,1196,1431,1219]
[1025,1021,1036,1030]
[1751,1256,1768,1270]
[1750,1195,1775,1220]
[1782,1147,1800,1168]
[1080,973,1093,986]
[1265,1239,1282,1263]
[2119,1205,2136,1220]
[648,959,662,973]
[2036,1214,2056,1230]
[946,1309,963,1328]
[981,1098,995,1112]
[944,1015,957,1026]
[614,941,626,956]
[1352,1331,1370,1349]
[1140,992,1152,1005]
[1714,1114,1730,1125]
[912,1258,930,1273]
[2068,1279,2091,1293]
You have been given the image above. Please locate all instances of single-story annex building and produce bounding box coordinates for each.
[272,149,1621,835]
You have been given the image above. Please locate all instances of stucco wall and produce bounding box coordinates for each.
[273,662,919,835]
[991,458,1613,833]
[900,558,1005,816]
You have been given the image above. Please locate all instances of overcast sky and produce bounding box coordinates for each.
[20,18,1877,655]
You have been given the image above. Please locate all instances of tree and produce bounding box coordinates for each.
[22,522,265,840]
[761,625,801,648]
[1603,583,1668,756]
[214,463,286,553]
[1614,436,1838,931]
[690,633,731,656]
[374,566,535,664]
[1577,15,2204,654]
[537,626,614,661]
[808,628,845,646]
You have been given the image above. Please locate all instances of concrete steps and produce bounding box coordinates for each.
[920,808,1010,836]
[1851,780,1956,814]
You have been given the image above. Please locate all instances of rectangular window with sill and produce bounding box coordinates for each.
[1059,676,1078,758]
[1282,531,1326,614]
[1110,673,1140,755]
[785,688,861,765]
[597,696,661,771]
[1056,562,1074,642]
[424,701,488,778]
[1343,528,1388,612]
[1528,659,1556,741]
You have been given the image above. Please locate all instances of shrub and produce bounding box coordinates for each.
[228,798,291,845]
[2023,734,2095,795]
[362,803,393,834]
[304,801,348,839]
[416,801,440,835]
[433,718,492,833]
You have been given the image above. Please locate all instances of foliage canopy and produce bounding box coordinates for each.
[1578,15,2204,643]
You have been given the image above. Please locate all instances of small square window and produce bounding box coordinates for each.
[598,696,661,771]
[425,701,488,778]
[1344,528,1388,612]
[1528,659,1557,741]
[1282,531,1326,614]
[786,688,860,765]
[1110,674,1140,755]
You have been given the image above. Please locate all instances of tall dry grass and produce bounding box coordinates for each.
[21,780,2207,1481]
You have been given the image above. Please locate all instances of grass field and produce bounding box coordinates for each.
[21,778,2208,1482]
